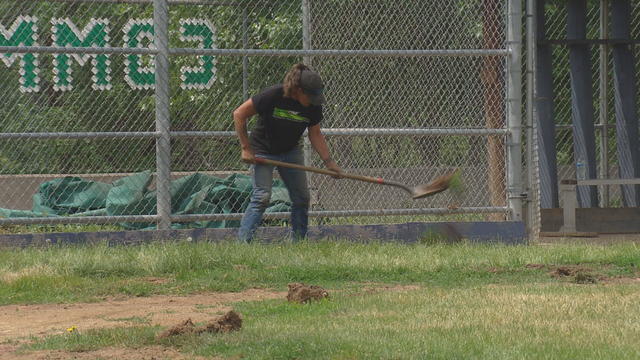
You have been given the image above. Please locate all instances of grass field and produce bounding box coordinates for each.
[1,240,639,359]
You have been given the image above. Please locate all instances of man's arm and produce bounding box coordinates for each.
[308,124,342,176]
[233,99,257,163]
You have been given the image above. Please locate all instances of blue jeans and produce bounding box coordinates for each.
[238,147,310,243]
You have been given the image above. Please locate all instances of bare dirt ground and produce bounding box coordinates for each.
[0,284,420,359]
[0,345,215,360]
[0,288,285,360]
[0,288,284,341]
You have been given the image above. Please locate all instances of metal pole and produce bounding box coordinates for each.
[242,7,249,100]
[0,127,509,140]
[168,48,510,57]
[599,0,610,206]
[302,0,312,167]
[0,206,510,226]
[302,0,312,66]
[525,0,537,235]
[154,0,172,230]
[535,0,560,208]
[507,0,524,221]
[611,0,640,206]
[568,0,599,207]
[2,46,510,57]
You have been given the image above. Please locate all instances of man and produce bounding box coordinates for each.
[233,63,341,243]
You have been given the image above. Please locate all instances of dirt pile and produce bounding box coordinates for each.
[156,318,196,338]
[201,309,243,333]
[286,283,329,303]
[156,310,242,339]
[549,265,598,283]
[526,264,600,284]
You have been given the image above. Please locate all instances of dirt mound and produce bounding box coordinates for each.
[549,265,598,282]
[553,266,581,277]
[525,264,601,284]
[202,309,243,333]
[286,283,329,303]
[156,310,242,339]
[156,318,197,338]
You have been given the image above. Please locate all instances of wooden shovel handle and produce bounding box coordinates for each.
[252,157,385,185]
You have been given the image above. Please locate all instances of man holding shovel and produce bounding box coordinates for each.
[233,63,341,243]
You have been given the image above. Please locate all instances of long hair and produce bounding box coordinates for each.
[283,63,310,98]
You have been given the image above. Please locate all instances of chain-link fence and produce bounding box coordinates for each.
[527,0,640,237]
[535,0,640,210]
[0,0,521,232]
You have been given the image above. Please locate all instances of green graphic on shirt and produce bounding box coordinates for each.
[273,108,309,123]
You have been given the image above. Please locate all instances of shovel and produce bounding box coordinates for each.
[251,157,458,200]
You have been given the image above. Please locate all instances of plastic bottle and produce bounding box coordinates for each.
[576,160,586,180]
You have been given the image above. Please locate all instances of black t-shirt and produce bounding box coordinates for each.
[249,84,322,154]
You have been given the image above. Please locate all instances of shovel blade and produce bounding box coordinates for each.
[412,170,460,199]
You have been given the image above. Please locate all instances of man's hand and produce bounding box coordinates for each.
[241,148,256,164]
[324,158,343,179]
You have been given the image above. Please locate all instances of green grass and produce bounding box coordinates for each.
[24,326,161,353]
[2,241,640,359]
[195,285,640,359]
[1,240,638,305]
[21,283,640,359]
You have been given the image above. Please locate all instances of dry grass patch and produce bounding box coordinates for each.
[0,265,56,284]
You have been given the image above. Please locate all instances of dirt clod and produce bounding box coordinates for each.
[286,283,329,303]
[157,318,196,338]
[201,310,243,333]
[550,265,593,278]
[156,310,242,339]
[543,265,600,284]
[554,266,575,277]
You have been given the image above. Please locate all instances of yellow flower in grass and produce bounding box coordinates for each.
[66,326,77,333]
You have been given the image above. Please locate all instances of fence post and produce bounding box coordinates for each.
[526,0,539,235]
[302,0,313,167]
[534,0,559,210]
[507,0,524,221]
[242,7,249,100]
[302,0,312,66]
[599,0,610,206]
[611,0,640,206]
[154,0,172,230]
[567,0,599,207]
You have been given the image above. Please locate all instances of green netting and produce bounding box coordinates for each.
[0,171,291,230]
